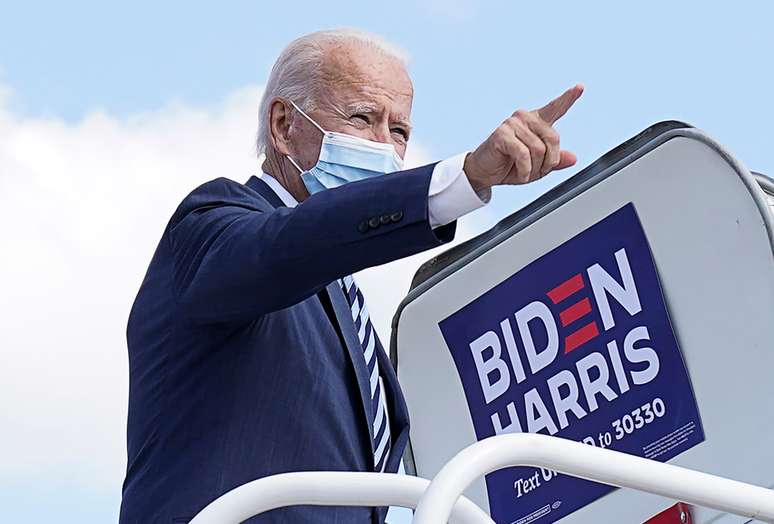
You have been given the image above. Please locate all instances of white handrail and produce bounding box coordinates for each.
[188,471,494,524]
[413,433,774,524]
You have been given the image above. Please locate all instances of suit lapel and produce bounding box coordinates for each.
[374,333,410,472]
[325,281,376,454]
[246,174,376,460]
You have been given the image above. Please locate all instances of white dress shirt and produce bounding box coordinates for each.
[259,152,489,227]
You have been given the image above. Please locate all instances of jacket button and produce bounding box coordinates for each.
[358,220,369,233]
[390,211,404,223]
[380,214,391,225]
[368,217,381,229]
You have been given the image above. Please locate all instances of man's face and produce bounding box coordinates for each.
[287,43,414,170]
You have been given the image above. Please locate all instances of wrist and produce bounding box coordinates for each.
[463,152,490,194]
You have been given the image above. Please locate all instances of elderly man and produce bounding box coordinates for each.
[120,28,582,523]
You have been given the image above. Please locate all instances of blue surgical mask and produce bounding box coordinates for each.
[286,101,404,195]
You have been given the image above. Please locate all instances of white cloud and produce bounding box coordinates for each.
[0,83,477,515]
[0,85,266,491]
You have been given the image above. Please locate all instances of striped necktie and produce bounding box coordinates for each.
[340,275,392,472]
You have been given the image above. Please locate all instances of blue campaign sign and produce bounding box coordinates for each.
[438,203,704,524]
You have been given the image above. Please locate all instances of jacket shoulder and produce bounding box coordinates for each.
[169,177,271,228]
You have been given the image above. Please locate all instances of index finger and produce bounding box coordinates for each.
[536,84,584,124]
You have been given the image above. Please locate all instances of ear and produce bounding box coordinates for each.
[268,98,293,156]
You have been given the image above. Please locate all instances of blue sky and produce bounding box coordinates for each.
[0,1,772,522]
[4,0,773,183]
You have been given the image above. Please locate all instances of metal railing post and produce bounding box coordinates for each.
[413,433,774,524]
[189,471,493,524]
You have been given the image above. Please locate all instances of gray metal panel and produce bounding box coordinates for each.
[754,172,774,215]
[390,123,774,522]
[753,171,774,196]
[392,121,693,478]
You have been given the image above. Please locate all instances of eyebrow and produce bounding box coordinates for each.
[343,102,413,130]
[344,101,379,114]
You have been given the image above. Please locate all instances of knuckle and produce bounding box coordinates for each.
[515,144,530,163]
[517,160,532,178]
[512,108,529,120]
[492,127,510,144]
[546,129,560,146]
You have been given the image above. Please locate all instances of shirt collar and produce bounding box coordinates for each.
[259,172,299,208]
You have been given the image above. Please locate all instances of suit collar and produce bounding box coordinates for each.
[246,175,287,209]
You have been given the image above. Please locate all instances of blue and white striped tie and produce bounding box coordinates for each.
[341,275,392,472]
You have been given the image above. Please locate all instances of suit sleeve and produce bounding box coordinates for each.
[168,163,456,324]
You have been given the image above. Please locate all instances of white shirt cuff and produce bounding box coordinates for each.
[428,152,491,228]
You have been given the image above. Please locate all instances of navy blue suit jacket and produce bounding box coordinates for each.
[119,164,456,523]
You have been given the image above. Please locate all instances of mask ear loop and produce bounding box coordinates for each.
[290,100,326,134]
[286,155,304,174]
[285,100,326,173]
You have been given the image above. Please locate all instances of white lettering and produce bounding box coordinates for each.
[606,339,630,393]
[469,331,510,404]
[500,317,527,384]
[491,401,523,434]
[524,387,559,435]
[546,369,587,429]
[624,326,660,385]
[514,472,541,498]
[576,351,618,412]
[516,301,559,375]
[587,248,642,330]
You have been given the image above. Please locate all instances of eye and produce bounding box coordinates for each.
[391,127,409,141]
[351,113,370,124]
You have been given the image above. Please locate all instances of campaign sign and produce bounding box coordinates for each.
[438,203,704,524]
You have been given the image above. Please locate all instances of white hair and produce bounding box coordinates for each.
[256,28,409,156]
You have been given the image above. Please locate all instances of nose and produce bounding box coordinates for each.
[372,121,392,144]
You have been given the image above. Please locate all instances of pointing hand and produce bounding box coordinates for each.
[464,84,584,193]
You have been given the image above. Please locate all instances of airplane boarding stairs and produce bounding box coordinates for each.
[191,124,774,523]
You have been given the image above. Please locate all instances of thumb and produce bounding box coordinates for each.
[554,150,577,171]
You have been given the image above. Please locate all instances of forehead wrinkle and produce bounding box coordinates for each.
[317,43,413,128]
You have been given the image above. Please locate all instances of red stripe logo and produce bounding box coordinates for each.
[547,274,599,354]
